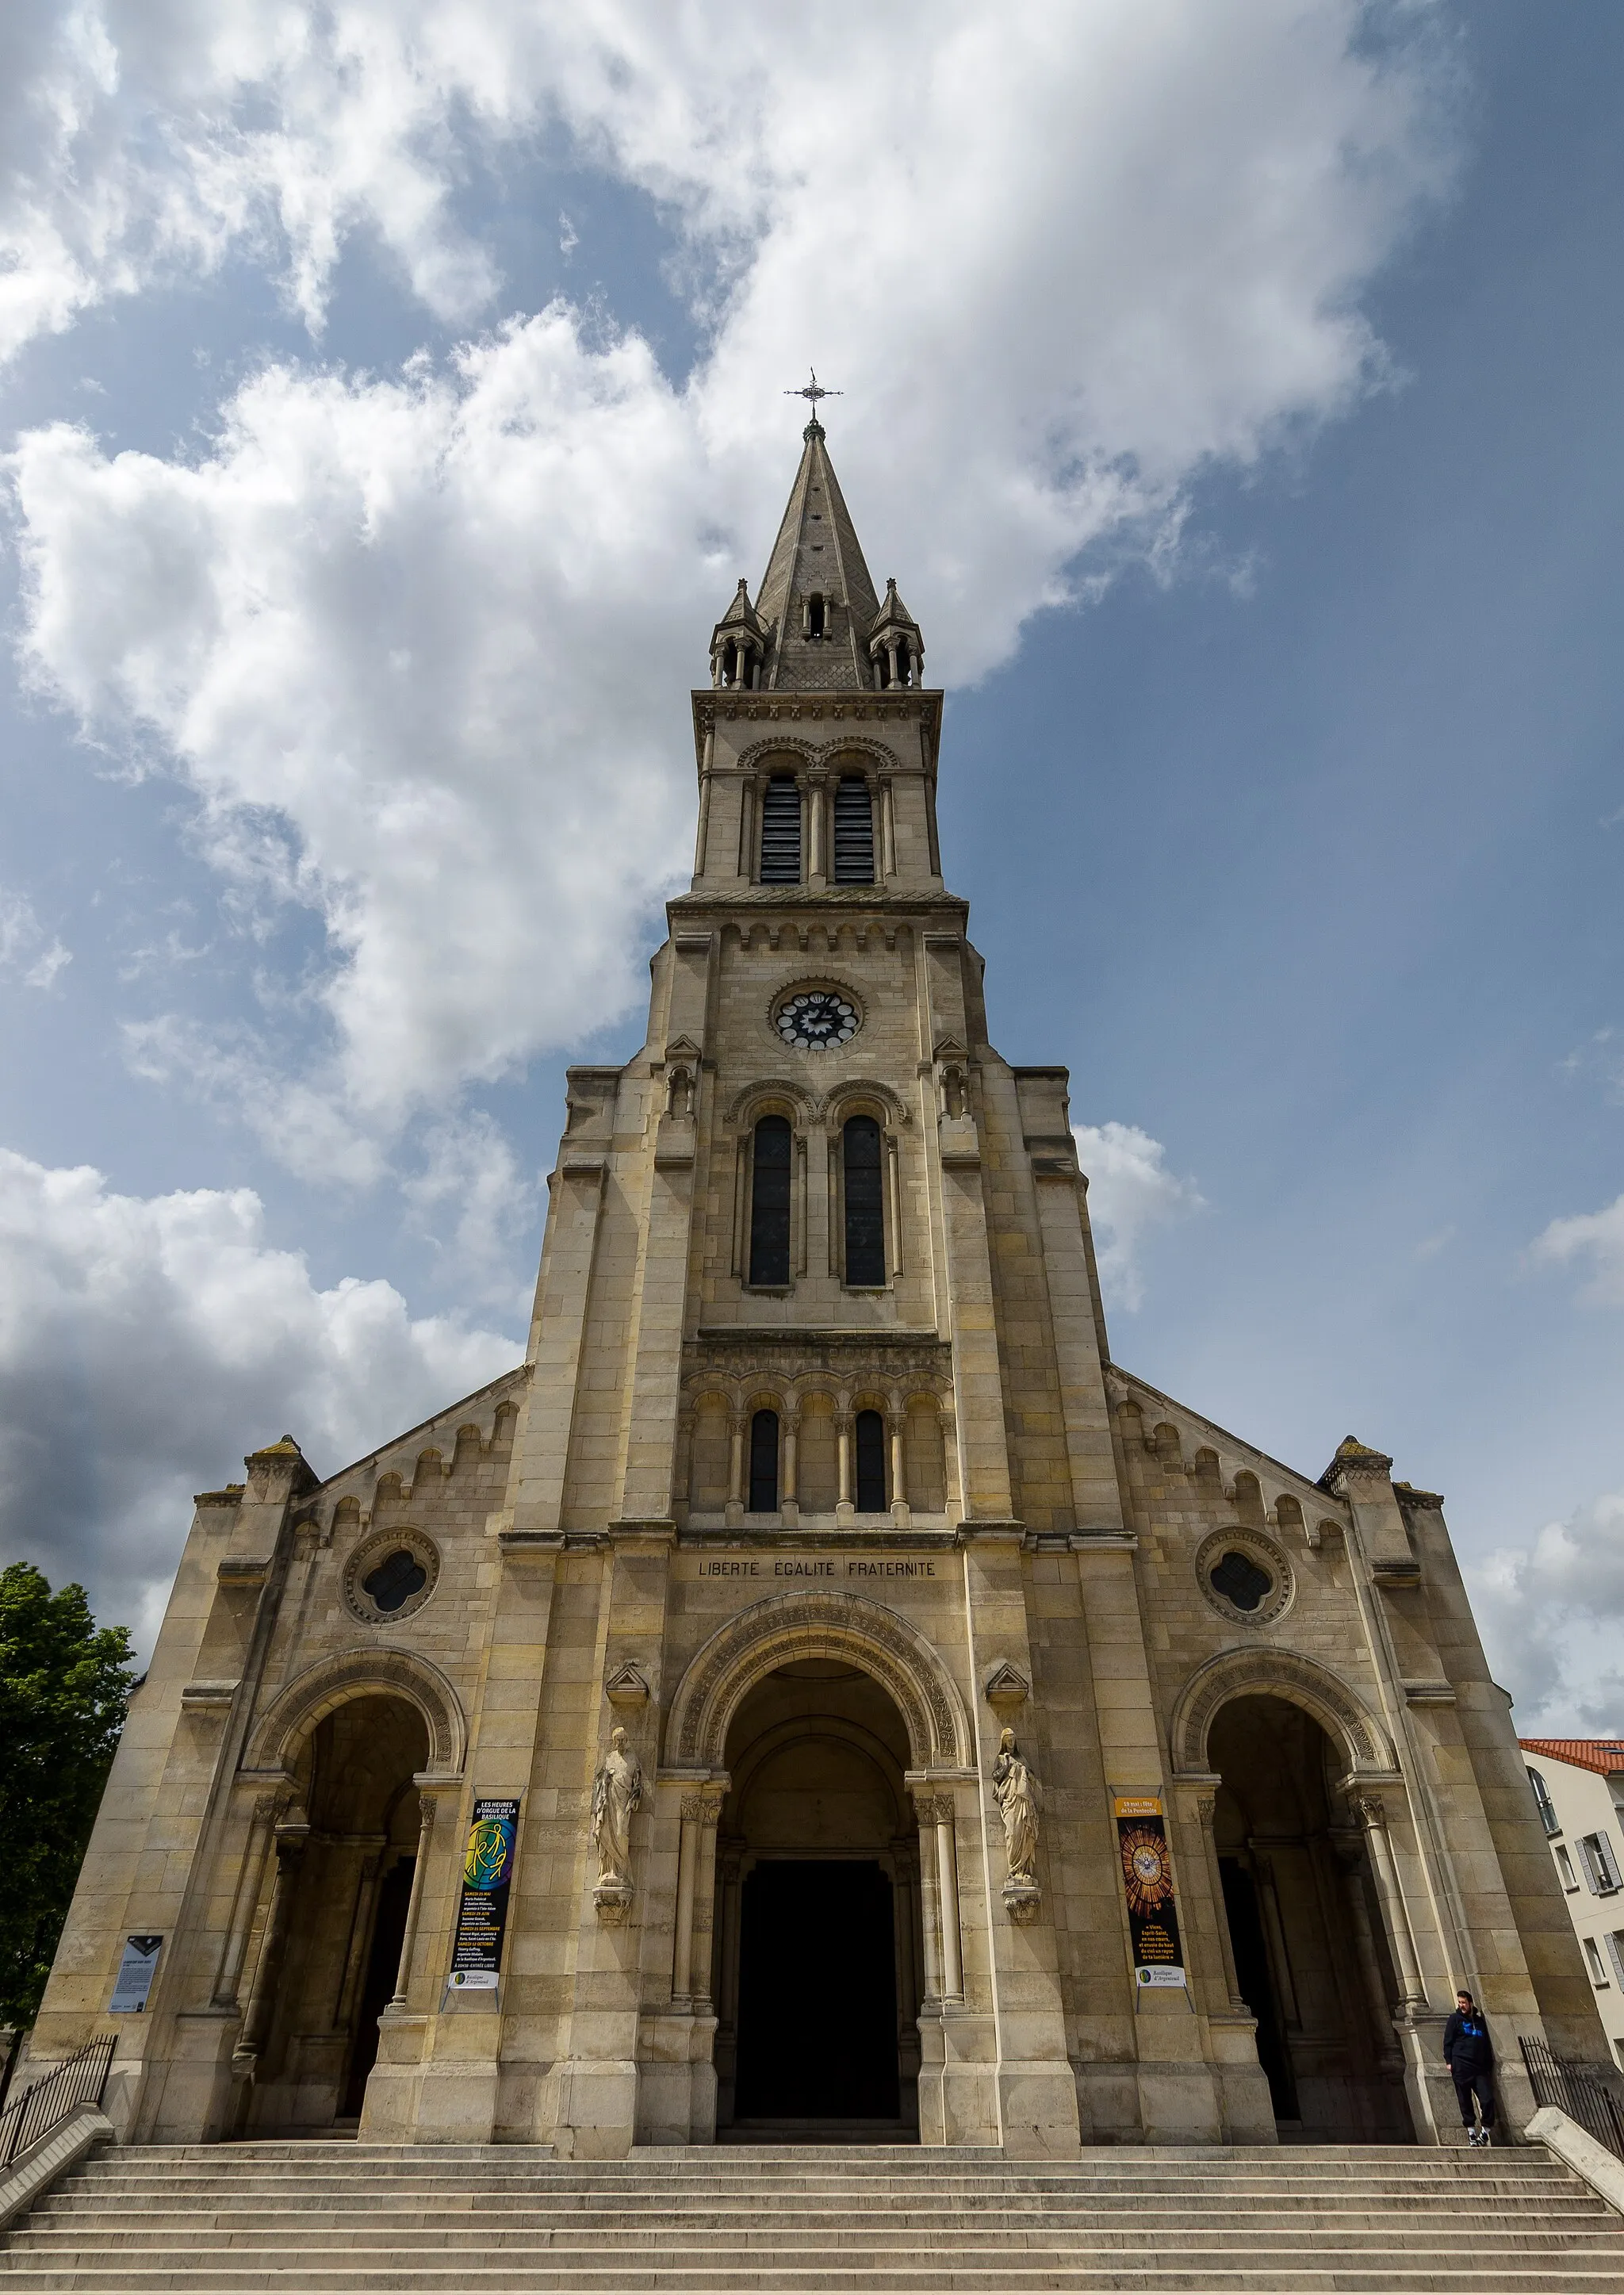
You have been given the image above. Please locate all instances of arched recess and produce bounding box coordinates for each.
[724,1078,818,1128]
[1170,1646,1394,1780]
[244,1646,467,1777]
[665,1588,970,1772]
[817,1079,911,1128]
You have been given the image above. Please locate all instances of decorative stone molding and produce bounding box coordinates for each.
[1003,1880,1042,1925]
[1169,1645,1392,1779]
[243,1646,467,1775]
[604,1661,651,1708]
[665,1588,971,1772]
[983,1661,1030,1711]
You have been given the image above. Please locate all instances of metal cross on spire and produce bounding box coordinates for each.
[786,369,841,423]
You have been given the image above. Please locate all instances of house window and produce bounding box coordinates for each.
[842,1115,886,1285]
[1584,1935,1609,1987]
[760,776,802,883]
[854,1409,887,1511]
[1580,1830,1622,1894]
[1607,1931,1624,1990]
[806,593,825,640]
[833,776,875,883]
[748,1410,779,1513]
[1528,1767,1560,1836]
[1556,1844,1579,1891]
[748,1115,793,1286]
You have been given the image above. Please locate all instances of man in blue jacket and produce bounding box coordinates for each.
[1443,1987,1496,2146]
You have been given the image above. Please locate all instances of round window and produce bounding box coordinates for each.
[771,984,861,1051]
[1196,1527,1293,1627]
[343,1529,439,1625]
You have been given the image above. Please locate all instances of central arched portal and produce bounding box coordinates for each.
[714,1660,922,2139]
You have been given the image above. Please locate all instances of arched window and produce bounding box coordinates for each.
[1529,1767,1560,1837]
[749,1409,779,1513]
[806,592,825,640]
[854,1409,887,1511]
[842,1114,885,1285]
[833,775,874,883]
[749,1114,792,1285]
[759,776,802,883]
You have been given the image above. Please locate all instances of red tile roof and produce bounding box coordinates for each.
[1519,1738,1624,1776]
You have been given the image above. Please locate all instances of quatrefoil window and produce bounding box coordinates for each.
[1208,1549,1273,1613]
[363,1548,428,1613]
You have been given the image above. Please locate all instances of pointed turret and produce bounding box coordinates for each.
[865,575,925,691]
[709,577,767,691]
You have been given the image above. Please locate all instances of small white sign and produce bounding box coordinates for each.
[446,1968,498,1990]
[110,1933,163,2013]
[1135,1964,1187,1988]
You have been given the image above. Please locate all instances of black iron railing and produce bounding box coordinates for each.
[0,2036,115,2172]
[1521,2033,1624,2163]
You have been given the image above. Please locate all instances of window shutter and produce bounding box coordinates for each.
[760,777,802,883]
[833,776,875,883]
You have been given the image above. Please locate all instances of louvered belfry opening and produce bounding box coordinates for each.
[843,1114,886,1285]
[833,776,875,883]
[760,776,802,883]
[749,1115,793,1285]
[854,1409,887,1512]
[748,1408,780,1513]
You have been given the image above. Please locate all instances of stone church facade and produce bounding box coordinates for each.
[34,419,1610,2157]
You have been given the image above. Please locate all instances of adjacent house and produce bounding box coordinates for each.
[1521,1739,1624,2071]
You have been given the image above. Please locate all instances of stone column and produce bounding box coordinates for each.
[889,1412,909,1525]
[725,1412,745,1528]
[913,1791,943,2004]
[1354,1795,1428,2009]
[1194,1791,1246,2013]
[806,775,827,885]
[781,1409,800,1528]
[836,1410,855,1525]
[333,1848,385,2033]
[692,1789,725,2013]
[389,1790,440,2010]
[672,1792,703,2010]
[934,1795,963,2004]
[232,1815,308,2078]
[1328,1828,1402,2072]
[213,1787,288,2009]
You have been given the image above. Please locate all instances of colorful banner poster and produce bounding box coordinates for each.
[447,1798,520,1992]
[1114,1797,1187,1988]
[110,1933,163,2013]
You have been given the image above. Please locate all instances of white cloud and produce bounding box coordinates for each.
[6,3,1456,1161]
[1470,1490,1624,1734]
[0,887,71,989]
[1074,1121,1205,1312]
[402,1113,538,1310]
[1530,1195,1624,1306]
[0,1146,518,1651]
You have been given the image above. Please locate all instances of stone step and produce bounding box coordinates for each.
[3,2266,1624,2292]
[25,2204,1611,2233]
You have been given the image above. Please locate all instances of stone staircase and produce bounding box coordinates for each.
[2,2140,1622,2291]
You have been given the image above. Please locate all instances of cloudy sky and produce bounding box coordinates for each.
[0,1,1620,1727]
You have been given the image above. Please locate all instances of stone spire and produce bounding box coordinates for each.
[750,417,887,692]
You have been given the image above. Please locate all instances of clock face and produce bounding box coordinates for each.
[775,990,859,1051]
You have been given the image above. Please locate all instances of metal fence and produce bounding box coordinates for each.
[1521,2033,1624,2163]
[0,2036,116,2172]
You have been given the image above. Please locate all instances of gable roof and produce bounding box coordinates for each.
[1519,1738,1624,1776]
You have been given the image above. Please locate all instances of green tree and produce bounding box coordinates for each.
[0,1565,135,2029]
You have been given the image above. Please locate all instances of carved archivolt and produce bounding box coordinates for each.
[1169,1645,1392,1778]
[665,1588,969,1772]
[243,1646,467,1776]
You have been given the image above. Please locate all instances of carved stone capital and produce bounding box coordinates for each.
[593,1879,634,1925]
[1002,1879,1042,1925]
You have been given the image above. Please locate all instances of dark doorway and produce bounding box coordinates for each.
[1219,1856,1298,2121]
[341,1856,415,2117]
[733,1860,899,2121]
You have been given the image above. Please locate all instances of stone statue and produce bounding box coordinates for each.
[591,1726,643,1891]
[992,1727,1039,1884]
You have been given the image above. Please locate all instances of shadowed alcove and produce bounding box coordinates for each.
[712,1660,922,2139]
[243,1692,428,2132]
[1209,1694,1410,2141]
